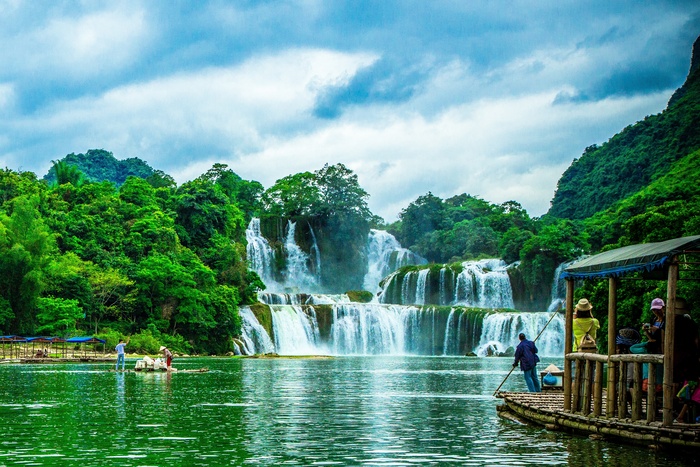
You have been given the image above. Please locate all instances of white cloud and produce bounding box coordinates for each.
[231,83,671,222]
[1,7,150,81]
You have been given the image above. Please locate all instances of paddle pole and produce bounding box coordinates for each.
[492,307,562,396]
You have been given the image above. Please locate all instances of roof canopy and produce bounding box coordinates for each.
[65,337,106,344]
[561,235,700,280]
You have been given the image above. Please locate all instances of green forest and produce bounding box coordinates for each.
[1,42,699,355]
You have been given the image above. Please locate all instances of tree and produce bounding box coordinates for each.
[50,160,86,187]
[397,192,446,251]
[262,172,319,217]
[0,196,55,334]
[36,297,83,336]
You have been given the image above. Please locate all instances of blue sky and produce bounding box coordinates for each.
[1,1,698,221]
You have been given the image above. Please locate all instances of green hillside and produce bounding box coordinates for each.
[548,36,700,220]
[583,150,700,252]
[43,149,155,186]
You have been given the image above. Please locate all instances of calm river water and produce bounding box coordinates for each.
[0,356,697,466]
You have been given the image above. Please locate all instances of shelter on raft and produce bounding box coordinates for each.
[0,335,109,362]
[497,234,700,449]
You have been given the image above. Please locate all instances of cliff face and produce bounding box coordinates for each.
[548,35,700,220]
[668,35,700,107]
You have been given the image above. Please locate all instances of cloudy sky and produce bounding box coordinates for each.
[1,1,698,221]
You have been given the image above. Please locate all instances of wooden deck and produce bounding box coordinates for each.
[497,391,700,449]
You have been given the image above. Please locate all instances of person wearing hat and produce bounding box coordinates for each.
[644,298,665,354]
[573,298,600,351]
[160,345,173,371]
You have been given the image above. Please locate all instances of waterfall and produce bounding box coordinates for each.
[270,305,324,355]
[239,306,275,355]
[308,222,322,279]
[242,220,566,358]
[330,303,408,355]
[283,221,321,292]
[245,218,276,286]
[475,312,565,357]
[240,300,565,357]
[454,259,514,308]
[378,259,514,308]
[362,229,426,293]
[547,261,573,313]
[415,269,430,305]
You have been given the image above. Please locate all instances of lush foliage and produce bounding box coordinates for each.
[0,160,264,354]
[261,163,379,291]
[44,149,156,187]
[549,62,700,220]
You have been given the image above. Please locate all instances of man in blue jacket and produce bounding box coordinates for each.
[513,333,541,392]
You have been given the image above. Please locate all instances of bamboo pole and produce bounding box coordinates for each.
[607,277,618,417]
[632,362,642,421]
[593,360,603,416]
[609,354,664,364]
[663,260,678,426]
[583,359,593,415]
[564,279,574,412]
[618,361,628,418]
[647,362,657,423]
[573,359,583,412]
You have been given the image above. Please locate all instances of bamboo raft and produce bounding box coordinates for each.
[495,235,700,451]
[497,391,700,449]
[110,367,209,373]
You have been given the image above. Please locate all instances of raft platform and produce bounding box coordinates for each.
[496,235,700,451]
[497,391,700,449]
[109,367,209,373]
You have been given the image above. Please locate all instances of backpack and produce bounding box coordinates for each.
[578,323,597,353]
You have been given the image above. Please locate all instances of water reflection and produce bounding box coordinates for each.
[0,358,695,465]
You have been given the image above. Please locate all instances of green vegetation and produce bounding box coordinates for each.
[260,163,380,291]
[1,42,698,355]
[0,160,263,354]
[346,290,374,303]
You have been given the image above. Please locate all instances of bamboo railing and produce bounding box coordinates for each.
[565,352,665,422]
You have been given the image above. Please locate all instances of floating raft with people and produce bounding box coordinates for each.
[496,235,700,450]
[111,367,209,373]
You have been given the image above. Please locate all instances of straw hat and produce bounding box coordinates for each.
[615,327,641,347]
[575,298,592,312]
[159,346,166,351]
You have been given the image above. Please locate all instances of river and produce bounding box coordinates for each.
[0,357,694,466]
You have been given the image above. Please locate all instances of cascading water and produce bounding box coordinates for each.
[547,261,573,313]
[242,225,566,358]
[378,259,514,309]
[245,218,276,287]
[241,303,561,356]
[475,312,565,357]
[238,306,276,355]
[283,221,321,292]
[362,229,426,293]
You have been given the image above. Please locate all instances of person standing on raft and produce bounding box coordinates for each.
[160,346,173,371]
[115,338,129,371]
[513,333,541,392]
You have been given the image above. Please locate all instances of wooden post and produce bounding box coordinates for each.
[663,260,678,426]
[632,362,643,421]
[594,360,604,416]
[618,361,628,418]
[573,359,583,412]
[607,277,617,418]
[647,362,657,423]
[564,279,574,412]
[582,358,593,415]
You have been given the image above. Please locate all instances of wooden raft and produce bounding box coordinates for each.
[497,391,700,449]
